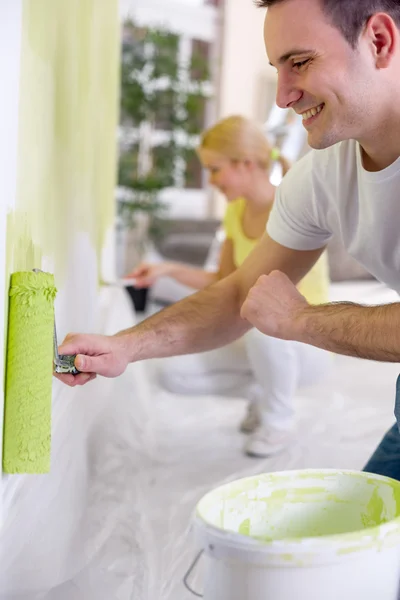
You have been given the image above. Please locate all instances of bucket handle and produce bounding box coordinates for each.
[183,550,204,597]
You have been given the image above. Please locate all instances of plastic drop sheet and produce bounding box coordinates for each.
[1,284,400,600]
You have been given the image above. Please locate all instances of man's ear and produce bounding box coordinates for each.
[364,12,397,69]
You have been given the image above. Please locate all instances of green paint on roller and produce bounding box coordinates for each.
[3,271,57,474]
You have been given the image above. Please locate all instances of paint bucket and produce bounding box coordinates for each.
[184,469,400,600]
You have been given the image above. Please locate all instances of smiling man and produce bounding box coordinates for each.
[58,0,400,474]
[264,0,398,162]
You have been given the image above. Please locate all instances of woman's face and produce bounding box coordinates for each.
[198,148,250,202]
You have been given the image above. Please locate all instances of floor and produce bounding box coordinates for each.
[52,355,399,600]
[2,285,400,599]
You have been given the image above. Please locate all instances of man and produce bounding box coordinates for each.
[58,0,400,478]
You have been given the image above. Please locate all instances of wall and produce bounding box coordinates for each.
[6,0,120,331]
[0,2,23,483]
[1,0,120,406]
[218,0,276,120]
[0,0,120,594]
[207,0,277,217]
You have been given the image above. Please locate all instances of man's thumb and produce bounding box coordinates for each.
[75,354,103,374]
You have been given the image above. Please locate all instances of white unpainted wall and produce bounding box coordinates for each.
[218,0,276,120]
[212,0,277,217]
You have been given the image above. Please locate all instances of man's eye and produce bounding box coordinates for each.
[293,59,310,69]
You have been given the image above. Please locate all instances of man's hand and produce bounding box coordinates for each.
[54,333,130,387]
[240,270,308,340]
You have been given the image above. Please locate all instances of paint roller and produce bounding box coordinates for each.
[2,270,79,474]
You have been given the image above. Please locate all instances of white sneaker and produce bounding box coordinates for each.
[239,402,261,434]
[244,426,292,458]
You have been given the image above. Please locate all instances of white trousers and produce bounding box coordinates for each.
[159,329,331,432]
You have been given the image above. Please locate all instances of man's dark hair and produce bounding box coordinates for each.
[256,0,400,47]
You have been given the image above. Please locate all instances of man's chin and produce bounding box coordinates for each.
[307,130,339,151]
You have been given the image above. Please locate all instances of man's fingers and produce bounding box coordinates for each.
[240,297,256,323]
[59,334,108,357]
[53,372,90,386]
[75,372,96,385]
[54,372,96,386]
[62,332,77,344]
[240,300,248,321]
[54,373,77,386]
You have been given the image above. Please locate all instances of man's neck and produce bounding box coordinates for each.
[360,144,400,172]
[359,109,400,171]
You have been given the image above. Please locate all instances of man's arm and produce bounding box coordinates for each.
[116,235,324,361]
[299,302,400,361]
[240,270,400,362]
[57,234,324,385]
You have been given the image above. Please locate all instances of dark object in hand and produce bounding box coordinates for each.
[126,285,149,313]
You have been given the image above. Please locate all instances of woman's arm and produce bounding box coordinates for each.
[128,239,236,290]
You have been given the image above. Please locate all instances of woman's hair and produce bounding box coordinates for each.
[199,114,290,176]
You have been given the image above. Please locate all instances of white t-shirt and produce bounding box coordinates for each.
[267,139,400,293]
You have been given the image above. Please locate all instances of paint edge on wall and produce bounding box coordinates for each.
[0,1,23,490]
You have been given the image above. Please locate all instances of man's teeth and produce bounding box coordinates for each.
[302,105,323,121]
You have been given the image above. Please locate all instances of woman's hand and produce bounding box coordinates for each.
[125,262,176,288]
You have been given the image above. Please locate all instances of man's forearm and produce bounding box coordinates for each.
[119,276,250,363]
[297,301,400,361]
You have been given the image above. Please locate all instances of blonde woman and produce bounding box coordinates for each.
[129,115,331,458]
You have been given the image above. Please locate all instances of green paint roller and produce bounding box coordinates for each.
[3,270,57,474]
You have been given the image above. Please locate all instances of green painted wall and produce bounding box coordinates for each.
[7,0,120,279]
[2,1,120,464]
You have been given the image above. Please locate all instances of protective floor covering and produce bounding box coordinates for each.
[2,284,400,599]
[38,359,400,599]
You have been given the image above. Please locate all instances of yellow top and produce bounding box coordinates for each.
[223,198,330,305]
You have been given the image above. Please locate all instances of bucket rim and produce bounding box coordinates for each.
[195,468,400,553]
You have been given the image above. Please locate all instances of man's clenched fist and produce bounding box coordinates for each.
[240,270,309,340]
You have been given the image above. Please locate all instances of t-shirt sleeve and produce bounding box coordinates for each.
[267,151,333,251]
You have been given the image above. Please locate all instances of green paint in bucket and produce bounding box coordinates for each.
[190,470,400,600]
[197,469,400,543]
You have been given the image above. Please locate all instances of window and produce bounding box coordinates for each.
[190,39,210,81]
[184,148,203,189]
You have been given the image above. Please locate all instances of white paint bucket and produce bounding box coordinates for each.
[185,469,400,600]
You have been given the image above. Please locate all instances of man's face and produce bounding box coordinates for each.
[264,0,375,149]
